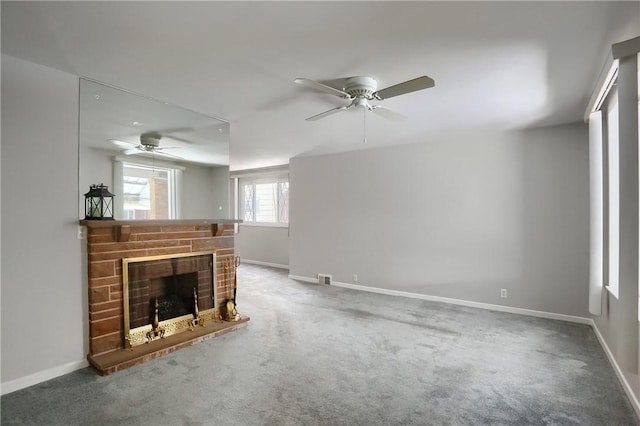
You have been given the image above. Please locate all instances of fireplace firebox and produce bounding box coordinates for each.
[123,251,219,347]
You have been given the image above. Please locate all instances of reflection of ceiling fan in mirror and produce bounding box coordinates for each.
[109,131,184,160]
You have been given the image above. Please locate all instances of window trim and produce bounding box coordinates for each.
[605,88,620,299]
[113,156,184,220]
[588,59,620,301]
[240,178,289,226]
[232,167,289,228]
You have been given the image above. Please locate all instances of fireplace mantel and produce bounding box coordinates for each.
[79,218,241,227]
[80,219,240,240]
[81,218,248,375]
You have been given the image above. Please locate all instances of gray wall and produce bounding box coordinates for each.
[1,54,86,384]
[235,226,289,267]
[182,164,230,219]
[290,124,590,317]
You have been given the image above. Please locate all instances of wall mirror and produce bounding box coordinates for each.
[79,78,230,220]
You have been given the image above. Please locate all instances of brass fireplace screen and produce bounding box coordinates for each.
[122,251,219,347]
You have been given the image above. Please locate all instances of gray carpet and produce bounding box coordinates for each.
[2,264,638,425]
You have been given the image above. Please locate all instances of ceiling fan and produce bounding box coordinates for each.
[109,131,184,159]
[294,75,435,122]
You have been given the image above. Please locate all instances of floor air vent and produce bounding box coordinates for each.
[318,274,332,285]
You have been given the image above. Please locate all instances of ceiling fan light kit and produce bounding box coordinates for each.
[295,75,435,123]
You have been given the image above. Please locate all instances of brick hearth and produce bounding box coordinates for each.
[80,219,248,374]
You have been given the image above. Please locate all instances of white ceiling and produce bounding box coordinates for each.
[2,1,638,170]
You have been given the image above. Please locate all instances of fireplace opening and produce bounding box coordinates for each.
[148,271,198,323]
[123,251,218,347]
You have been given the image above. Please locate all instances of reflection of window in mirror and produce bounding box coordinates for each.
[123,164,173,219]
[113,159,184,219]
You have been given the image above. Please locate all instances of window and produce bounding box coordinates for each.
[606,89,619,298]
[239,175,289,225]
[588,59,619,302]
[122,163,177,219]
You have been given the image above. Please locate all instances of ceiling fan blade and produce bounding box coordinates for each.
[163,135,195,144]
[155,146,181,151]
[152,151,184,160]
[295,78,350,98]
[123,147,141,155]
[370,105,408,122]
[373,76,435,100]
[305,105,349,121]
[122,146,184,160]
[108,139,136,149]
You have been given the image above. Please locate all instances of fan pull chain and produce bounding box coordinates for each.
[363,106,367,143]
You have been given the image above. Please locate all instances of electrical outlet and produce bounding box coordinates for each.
[353,274,358,282]
[77,225,87,240]
[500,288,507,298]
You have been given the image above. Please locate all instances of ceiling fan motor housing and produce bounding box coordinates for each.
[344,76,378,99]
[140,131,161,148]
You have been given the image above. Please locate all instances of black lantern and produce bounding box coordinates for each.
[84,184,115,220]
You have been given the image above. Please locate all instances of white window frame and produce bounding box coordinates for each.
[236,172,289,228]
[588,60,620,300]
[113,156,184,220]
[605,89,620,299]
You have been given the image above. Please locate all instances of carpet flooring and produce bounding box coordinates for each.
[1,264,638,425]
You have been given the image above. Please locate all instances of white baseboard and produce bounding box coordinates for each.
[1,358,89,395]
[330,280,591,325]
[288,274,319,284]
[589,320,640,418]
[242,259,289,270]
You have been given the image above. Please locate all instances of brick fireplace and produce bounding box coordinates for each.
[81,219,248,375]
